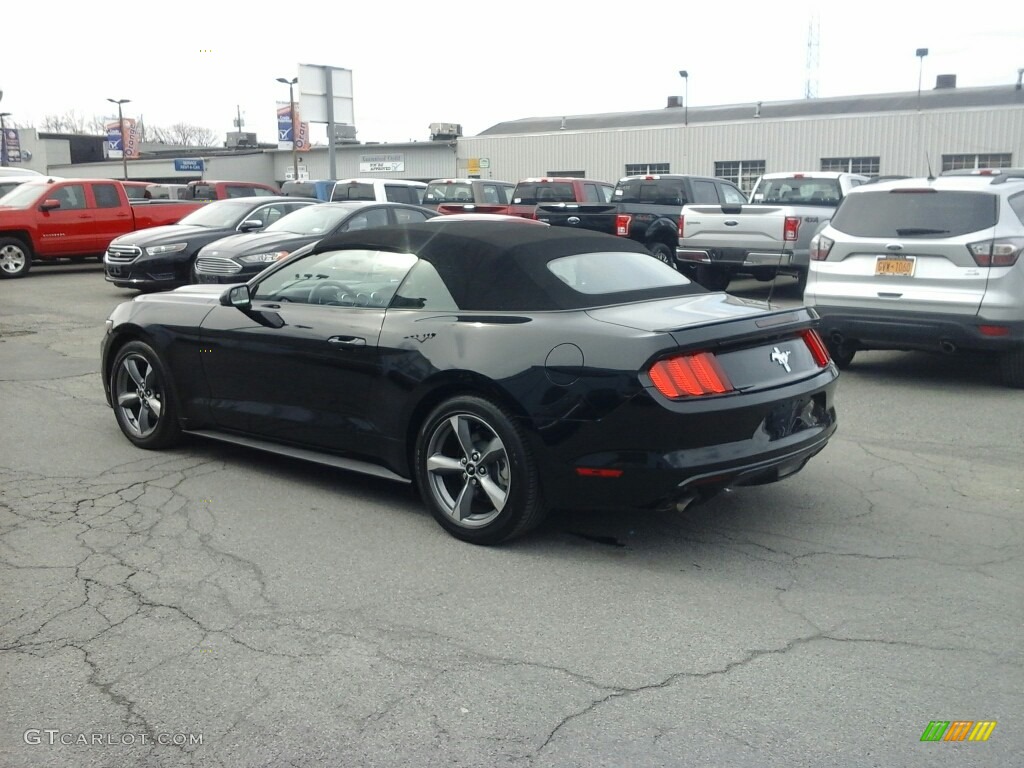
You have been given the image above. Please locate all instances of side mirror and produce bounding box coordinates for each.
[40,198,61,211]
[238,218,264,232]
[222,284,251,310]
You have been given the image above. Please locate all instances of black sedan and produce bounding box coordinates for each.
[103,196,317,290]
[192,201,439,283]
[101,221,839,545]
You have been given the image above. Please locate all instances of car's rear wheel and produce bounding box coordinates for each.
[0,237,32,279]
[415,396,544,545]
[999,346,1024,388]
[795,268,809,296]
[694,265,731,292]
[648,242,677,270]
[110,340,183,449]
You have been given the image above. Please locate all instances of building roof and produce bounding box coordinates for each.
[478,84,1024,136]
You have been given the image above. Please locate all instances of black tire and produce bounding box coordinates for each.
[0,237,32,279]
[109,340,183,449]
[648,242,677,270]
[753,271,776,282]
[999,346,1024,388]
[694,265,731,292]
[414,395,545,545]
[825,339,857,370]
[795,268,809,296]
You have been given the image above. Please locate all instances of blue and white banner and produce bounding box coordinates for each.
[276,102,309,151]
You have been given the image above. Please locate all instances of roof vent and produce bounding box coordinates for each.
[666,95,683,109]
[934,74,957,89]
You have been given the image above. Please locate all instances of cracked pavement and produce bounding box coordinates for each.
[1,266,1021,767]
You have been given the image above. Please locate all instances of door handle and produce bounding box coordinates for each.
[328,336,366,347]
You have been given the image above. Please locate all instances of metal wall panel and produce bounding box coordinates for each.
[271,143,457,183]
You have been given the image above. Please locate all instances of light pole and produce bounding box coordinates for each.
[107,98,131,180]
[277,77,299,182]
[0,112,10,168]
[915,48,928,110]
[678,70,689,126]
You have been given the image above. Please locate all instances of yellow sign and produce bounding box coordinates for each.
[467,158,480,176]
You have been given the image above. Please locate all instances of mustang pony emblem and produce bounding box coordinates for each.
[770,347,792,372]
[405,333,437,344]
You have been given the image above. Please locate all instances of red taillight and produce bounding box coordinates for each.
[783,216,800,241]
[809,234,834,261]
[678,214,685,237]
[616,214,632,237]
[967,238,1024,267]
[801,329,831,367]
[978,325,1010,337]
[648,352,733,398]
[575,467,624,478]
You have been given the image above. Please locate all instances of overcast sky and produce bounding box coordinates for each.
[3,0,1022,146]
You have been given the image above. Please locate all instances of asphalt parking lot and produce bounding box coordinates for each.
[2,261,1022,768]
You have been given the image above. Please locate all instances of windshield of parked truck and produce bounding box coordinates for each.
[178,200,256,228]
[752,177,842,206]
[512,182,577,205]
[423,182,474,204]
[0,182,49,208]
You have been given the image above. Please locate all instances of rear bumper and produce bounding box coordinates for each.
[677,246,803,271]
[813,306,1024,352]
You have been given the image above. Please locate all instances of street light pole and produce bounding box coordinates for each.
[107,98,131,180]
[915,48,929,111]
[277,77,299,182]
[679,70,689,126]
[0,112,10,168]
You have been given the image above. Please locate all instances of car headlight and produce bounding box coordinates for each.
[238,251,290,264]
[145,242,188,256]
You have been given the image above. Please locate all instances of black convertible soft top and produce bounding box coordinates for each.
[310,221,704,311]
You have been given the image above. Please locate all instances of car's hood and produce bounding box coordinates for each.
[112,224,230,248]
[134,284,236,306]
[200,231,315,257]
[585,293,774,333]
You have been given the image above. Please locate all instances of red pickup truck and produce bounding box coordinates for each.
[0,178,205,278]
[507,177,615,219]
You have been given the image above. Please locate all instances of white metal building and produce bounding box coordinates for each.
[39,81,1024,192]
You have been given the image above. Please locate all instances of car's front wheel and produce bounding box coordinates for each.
[0,237,32,279]
[110,340,183,449]
[414,396,544,545]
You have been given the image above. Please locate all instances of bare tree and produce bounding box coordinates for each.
[148,123,217,147]
[39,111,108,135]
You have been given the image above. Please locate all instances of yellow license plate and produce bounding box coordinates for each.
[875,256,916,276]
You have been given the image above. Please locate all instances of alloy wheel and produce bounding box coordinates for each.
[424,413,511,528]
[114,354,165,438]
[0,244,27,275]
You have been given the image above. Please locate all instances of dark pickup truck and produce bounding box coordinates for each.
[535,174,747,269]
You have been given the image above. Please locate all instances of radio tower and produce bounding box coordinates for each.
[804,12,820,99]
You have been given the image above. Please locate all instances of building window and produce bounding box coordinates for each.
[821,157,881,176]
[941,153,1012,172]
[625,163,670,176]
[546,170,585,178]
[714,160,766,193]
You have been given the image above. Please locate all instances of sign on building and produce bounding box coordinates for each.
[358,153,405,173]
[173,158,205,172]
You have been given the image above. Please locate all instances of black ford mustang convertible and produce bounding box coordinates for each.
[101,221,838,544]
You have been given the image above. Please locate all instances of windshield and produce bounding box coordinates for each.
[512,183,577,205]
[0,181,28,200]
[0,182,47,208]
[178,200,255,228]
[264,204,351,235]
[830,190,998,237]
[423,183,473,204]
[752,177,841,205]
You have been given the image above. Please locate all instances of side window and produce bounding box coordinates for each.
[720,184,748,205]
[52,184,87,210]
[583,184,602,202]
[1009,193,1024,226]
[394,208,432,224]
[340,208,390,232]
[691,180,720,204]
[253,187,276,196]
[122,185,147,200]
[258,204,290,226]
[392,260,459,310]
[600,185,614,203]
[225,186,251,199]
[385,185,414,204]
[92,183,121,209]
[482,185,501,204]
[501,185,515,204]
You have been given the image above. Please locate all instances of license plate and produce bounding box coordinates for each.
[875,255,916,276]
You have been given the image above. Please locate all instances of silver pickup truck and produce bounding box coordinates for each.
[676,172,870,292]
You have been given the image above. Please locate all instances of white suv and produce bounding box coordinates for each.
[804,170,1024,387]
[329,178,426,205]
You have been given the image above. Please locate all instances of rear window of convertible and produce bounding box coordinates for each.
[831,190,998,237]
